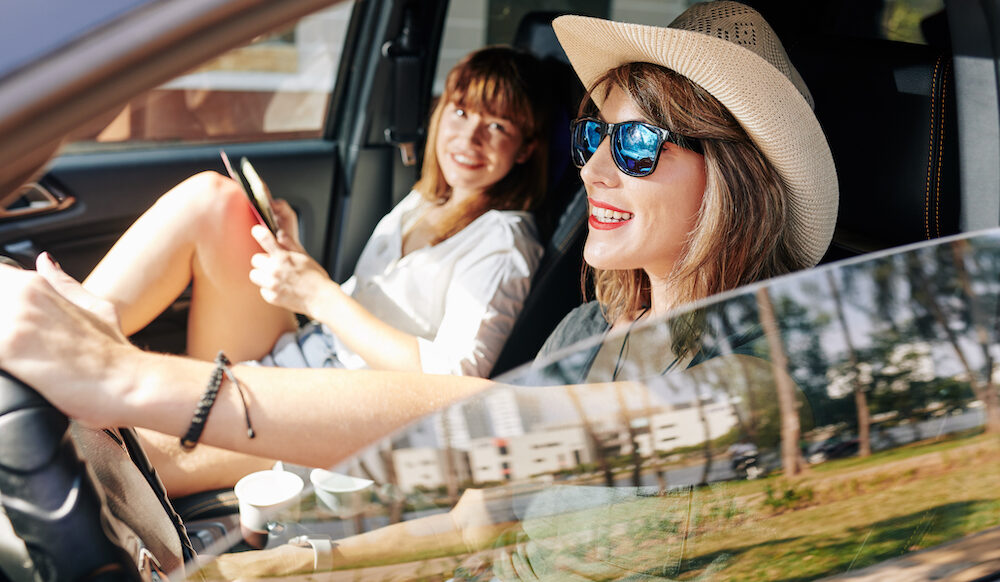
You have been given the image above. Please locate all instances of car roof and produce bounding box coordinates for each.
[0,0,154,82]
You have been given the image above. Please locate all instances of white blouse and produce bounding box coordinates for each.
[332,190,543,376]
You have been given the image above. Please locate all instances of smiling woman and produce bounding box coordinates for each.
[84,46,551,379]
[554,4,837,337]
[71,46,553,497]
[0,2,842,578]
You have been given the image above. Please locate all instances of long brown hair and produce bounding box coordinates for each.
[414,46,551,243]
[586,63,807,323]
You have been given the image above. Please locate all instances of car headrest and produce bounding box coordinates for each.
[513,11,572,64]
[512,11,584,243]
[789,35,960,260]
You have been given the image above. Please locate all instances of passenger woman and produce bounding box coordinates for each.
[85,46,550,379]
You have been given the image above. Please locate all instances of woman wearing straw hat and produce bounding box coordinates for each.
[0,2,835,576]
[535,1,837,370]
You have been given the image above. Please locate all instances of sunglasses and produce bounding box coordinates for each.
[570,117,702,177]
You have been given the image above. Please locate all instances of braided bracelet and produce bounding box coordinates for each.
[180,351,256,450]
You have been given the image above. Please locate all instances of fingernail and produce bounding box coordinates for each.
[41,252,60,268]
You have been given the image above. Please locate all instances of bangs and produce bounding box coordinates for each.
[585,63,718,139]
[446,62,537,138]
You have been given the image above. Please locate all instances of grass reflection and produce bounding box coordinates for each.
[668,434,1000,580]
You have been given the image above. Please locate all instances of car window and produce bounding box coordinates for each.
[62,2,355,152]
[1,0,156,80]
[187,228,1000,580]
[880,0,946,43]
[433,0,690,93]
[432,0,943,93]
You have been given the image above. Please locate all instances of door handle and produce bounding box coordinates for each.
[0,182,75,221]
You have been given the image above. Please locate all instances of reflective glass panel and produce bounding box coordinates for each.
[186,231,1000,580]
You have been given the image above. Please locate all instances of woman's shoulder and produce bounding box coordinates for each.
[470,209,542,251]
[480,208,538,234]
[537,301,609,359]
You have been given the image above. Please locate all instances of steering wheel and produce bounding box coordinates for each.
[0,370,191,580]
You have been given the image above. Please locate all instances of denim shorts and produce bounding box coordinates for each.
[255,321,344,369]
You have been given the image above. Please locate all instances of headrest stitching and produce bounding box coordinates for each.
[924,57,942,240]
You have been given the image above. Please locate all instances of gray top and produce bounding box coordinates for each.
[537,301,609,359]
[534,300,766,383]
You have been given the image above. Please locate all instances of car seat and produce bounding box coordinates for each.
[756,3,962,260]
[490,11,589,377]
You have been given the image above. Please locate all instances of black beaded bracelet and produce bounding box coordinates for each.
[180,351,256,450]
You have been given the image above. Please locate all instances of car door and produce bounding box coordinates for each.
[0,0,448,352]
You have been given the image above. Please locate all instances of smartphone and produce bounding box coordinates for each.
[220,150,279,234]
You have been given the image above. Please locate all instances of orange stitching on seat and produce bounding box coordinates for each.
[934,60,949,238]
[925,58,941,240]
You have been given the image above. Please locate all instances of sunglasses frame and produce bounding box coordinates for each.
[570,117,702,177]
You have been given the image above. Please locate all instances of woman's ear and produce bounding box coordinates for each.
[516,140,537,164]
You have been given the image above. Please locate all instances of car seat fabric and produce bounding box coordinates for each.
[490,12,588,376]
[70,425,188,576]
[776,9,960,260]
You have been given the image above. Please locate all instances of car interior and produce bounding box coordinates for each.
[1,0,999,580]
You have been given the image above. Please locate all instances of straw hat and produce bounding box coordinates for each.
[552,1,838,267]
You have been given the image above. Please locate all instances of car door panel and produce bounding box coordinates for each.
[1,141,339,283]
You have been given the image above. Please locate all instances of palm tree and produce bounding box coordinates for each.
[565,385,616,486]
[756,287,807,476]
[827,270,872,457]
[683,367,716,486]
[908,248,1000,433]
[949,240,1000,432]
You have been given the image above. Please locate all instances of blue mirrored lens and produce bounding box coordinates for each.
[583,121,602,155]
[613,122,660,176]
[571,120,601,164]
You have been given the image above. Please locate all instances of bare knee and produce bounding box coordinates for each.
[159,171,248,225]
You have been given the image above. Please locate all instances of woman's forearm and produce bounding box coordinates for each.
[0,265,489,470]
[308,282,424,372]
[116,348,489,469]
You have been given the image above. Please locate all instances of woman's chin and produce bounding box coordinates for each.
[583,246,631,272]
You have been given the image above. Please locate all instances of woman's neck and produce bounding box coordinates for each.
[447,186,482,207]
[646,270,676,321]
[401,188,485,256]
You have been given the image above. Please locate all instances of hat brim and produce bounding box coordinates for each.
[553,15,838,267]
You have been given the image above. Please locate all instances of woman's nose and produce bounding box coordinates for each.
[459,115,485,144]
[579,137,619,187]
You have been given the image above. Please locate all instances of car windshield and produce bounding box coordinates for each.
[185,231,1000,579]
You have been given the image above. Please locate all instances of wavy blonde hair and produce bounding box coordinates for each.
[586,63,809,323]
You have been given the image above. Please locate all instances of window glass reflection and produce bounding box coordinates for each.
[193,230,1000,582]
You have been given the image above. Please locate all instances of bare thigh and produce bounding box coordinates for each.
[84,171,297,362]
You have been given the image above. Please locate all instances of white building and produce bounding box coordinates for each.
[633,400,739,456]
[483,388,527,437]
[468,426,593,483]
[391,447,469,492]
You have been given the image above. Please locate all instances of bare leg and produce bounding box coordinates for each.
[84,171,297,362]
[137,429,274,497]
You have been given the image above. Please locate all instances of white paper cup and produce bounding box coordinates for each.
[234,470,304,547]
[310,469,373,516]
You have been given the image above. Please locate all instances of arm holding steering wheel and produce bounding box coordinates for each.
[0,254,492,471]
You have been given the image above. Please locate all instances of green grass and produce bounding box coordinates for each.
[500,433,1000,581]
[672,468,1000,580]
[807,428,987,474]
[229,433,999,581]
